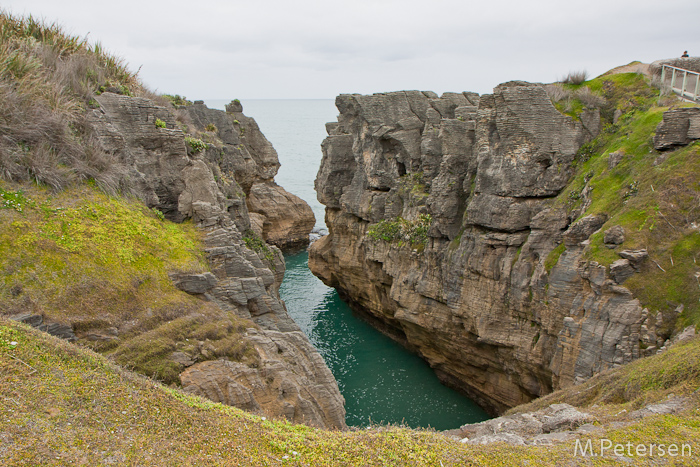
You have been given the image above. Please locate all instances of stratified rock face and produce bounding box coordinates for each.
[653,107,700,150]
[88,94,314,248]
[89,95,344,429]
[310,85,652,415]
[87,93,190,220]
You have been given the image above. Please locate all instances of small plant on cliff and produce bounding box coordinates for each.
[205,123,217,133]
[367,214,432,247]
[151,207,165,221]
[162,94,192,106]
[574,86,606,108]
[184,136,208,154]
[155,118,166,129]
[242,230,275,264]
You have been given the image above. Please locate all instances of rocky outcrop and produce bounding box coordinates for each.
[181,328,346,429]
[247,181,316,250]
[309,84,664,415]
[88,94,344,429]
[653,107,700,150]
[446,403,596,446]
[88,94,314,248]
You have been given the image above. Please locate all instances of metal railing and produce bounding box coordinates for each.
[660,64,700,102]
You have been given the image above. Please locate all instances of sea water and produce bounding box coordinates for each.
[204,99,489,429]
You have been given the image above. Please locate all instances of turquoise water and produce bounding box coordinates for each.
[204,99,489,429]
[281,250,489,429]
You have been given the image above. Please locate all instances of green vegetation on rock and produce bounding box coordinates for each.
[548,72,700,327]
[367,214,432,248]
[0,183,261,383]
[243,230,276,264]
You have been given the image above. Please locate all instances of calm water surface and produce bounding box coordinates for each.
[204,99,489,429]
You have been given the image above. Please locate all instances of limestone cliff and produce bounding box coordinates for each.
[43,94,342,429]
[310,78,695,416]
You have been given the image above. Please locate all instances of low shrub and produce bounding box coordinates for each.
[367,214,432,247]
[574,86,606,108]
[544,83,571,103]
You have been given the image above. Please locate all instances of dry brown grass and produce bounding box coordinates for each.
[0,11,143,193]
[562,69,588,85]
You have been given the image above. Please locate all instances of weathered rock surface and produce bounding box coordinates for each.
[247,181,315,250]
[603,225,625,247]
[87,95,344,429]
[10,313,76,342]
[88,95,314,248]
[653,107,700,150]
[169,272,218,294]
[446,403,595,446]
[309,85,666,415]
[181,329,346,429]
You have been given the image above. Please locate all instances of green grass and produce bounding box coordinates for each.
[243,230,276,264]
[367,214,432,248]
[545,243,566,272]
[546,73,700,328]
[3,318,700,465]
[0,182,262,383]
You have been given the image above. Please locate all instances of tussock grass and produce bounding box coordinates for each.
[0,11,143,193]
[562,70,588,85]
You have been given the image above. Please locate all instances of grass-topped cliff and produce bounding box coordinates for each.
[2,9,700,465]
[0,10,344,431]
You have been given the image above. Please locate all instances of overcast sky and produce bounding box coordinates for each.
[3,0,699,99]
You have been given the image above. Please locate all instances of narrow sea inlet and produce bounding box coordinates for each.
[281,250,489,429]
[205,98,489,429]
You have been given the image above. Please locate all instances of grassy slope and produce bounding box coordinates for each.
[2,12,700,465]
[2,318,700,466]
[0,182,257,385]
[548,72,700,328]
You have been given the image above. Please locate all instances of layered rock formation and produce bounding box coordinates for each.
[89,94,314,248]
[87,94,344,429]
[309,84,667,415]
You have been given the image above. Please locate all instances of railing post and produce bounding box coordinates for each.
[682,70,689,98]
[694,72,699,102]
[660,65,666,87]
[671,68,677,92]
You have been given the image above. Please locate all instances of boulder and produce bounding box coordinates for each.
[653,107,700,150]
[618,249,648,270]
[563,214,608,246]
[608,150,625,169]
[169,272,218,295]
[603,225,625,247]
[610,259,635,284]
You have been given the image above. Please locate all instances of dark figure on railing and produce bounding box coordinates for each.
[681,51,689,58]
